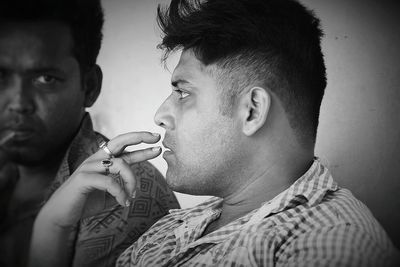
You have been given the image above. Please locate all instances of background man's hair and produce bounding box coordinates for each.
[157,0,327,146]
[0,0,104,72]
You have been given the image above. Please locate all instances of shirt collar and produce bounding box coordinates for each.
[280,158,338,207]
[246,158,338,225]
[169,197,223,218]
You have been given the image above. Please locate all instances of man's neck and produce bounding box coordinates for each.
[203,152,314,236]
[15,114,84,197]
[14,151,66,204]
[18,159,62,184]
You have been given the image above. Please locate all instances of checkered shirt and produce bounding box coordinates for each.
[116,159,396,266]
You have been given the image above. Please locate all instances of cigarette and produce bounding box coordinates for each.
[0,132,15,146]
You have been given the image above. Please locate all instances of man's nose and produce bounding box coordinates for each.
[7,78,35,115]
[154,96,175,130]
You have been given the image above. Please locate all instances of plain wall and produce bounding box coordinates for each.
[91,0,400,247]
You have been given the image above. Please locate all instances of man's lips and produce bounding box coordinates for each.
[162,141,173,152]
[2,128,36,141]
[0,132,15,146]
[12,129,35,136]
[162,141,174,159]
[1,118,39,142]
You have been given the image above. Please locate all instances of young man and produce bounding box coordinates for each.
[115,0,397,265]
[0,1,179,266]
[30,0,398,266]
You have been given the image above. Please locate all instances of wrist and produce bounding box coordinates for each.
[35,205,76,231]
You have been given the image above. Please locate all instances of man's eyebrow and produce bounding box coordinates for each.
[171,79,190,87]
[24,67,68,78]
[30,67,65,74]
[0,64,66,75]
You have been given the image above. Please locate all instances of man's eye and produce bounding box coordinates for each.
[175,89,190,99]
[33,75,57,85]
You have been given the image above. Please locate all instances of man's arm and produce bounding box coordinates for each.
[30,214,73,267]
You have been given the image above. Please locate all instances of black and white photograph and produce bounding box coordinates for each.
[0,0,399,266]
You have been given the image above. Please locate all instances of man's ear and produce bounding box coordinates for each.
[240,87,271,136]
[82,64,102,108]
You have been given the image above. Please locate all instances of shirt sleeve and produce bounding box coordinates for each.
[277,224,396,267]
[71,161,180,267]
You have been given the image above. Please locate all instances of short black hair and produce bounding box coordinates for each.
[0,0,104,71]
[157,0,327,145]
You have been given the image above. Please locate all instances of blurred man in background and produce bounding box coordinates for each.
[0,1,179,266]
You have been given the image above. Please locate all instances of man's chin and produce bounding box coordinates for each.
[4,148,47,167]
[8,155,44,167]
[165,172,188,193]
[165,172,211,196]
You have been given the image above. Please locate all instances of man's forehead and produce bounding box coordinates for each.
[171,49,211,83]
[0,21,75,70]
[0,20,72,42]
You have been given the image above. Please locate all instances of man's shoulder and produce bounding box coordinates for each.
[221,186,396,266]
[258,187,396,266]
[317,187,386,234]
[260,187,391,244]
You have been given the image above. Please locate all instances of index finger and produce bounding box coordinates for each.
[93,131,161,160]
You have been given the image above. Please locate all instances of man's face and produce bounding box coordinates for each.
[0,21,87,165]
[154,50,243,196]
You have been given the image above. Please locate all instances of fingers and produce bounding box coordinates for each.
[83,174,130,207]
[120,146,162,165]
[71,131,163,207]
[95,132,161,159]
[80,157,136,197]
[107,157,137,196]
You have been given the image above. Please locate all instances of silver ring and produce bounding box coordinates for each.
[99,141,115,158]
[101,159,113,175]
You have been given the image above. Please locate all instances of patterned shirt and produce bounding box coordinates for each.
[0,114,180,267]
[116,159,396,267]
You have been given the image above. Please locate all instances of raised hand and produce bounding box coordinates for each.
[29,131,162,267]
[39,131,161,227]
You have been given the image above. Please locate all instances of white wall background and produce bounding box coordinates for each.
[90,0,400,247]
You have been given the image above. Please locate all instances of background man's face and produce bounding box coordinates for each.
[154,50,243,196]
[0,21,87,165]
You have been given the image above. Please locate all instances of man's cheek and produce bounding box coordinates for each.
[40,100,76,123]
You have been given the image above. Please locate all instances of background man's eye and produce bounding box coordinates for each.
[34,75,56,85]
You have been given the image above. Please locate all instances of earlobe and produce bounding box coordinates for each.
[242,87,271,136]
[83,65,102,108]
